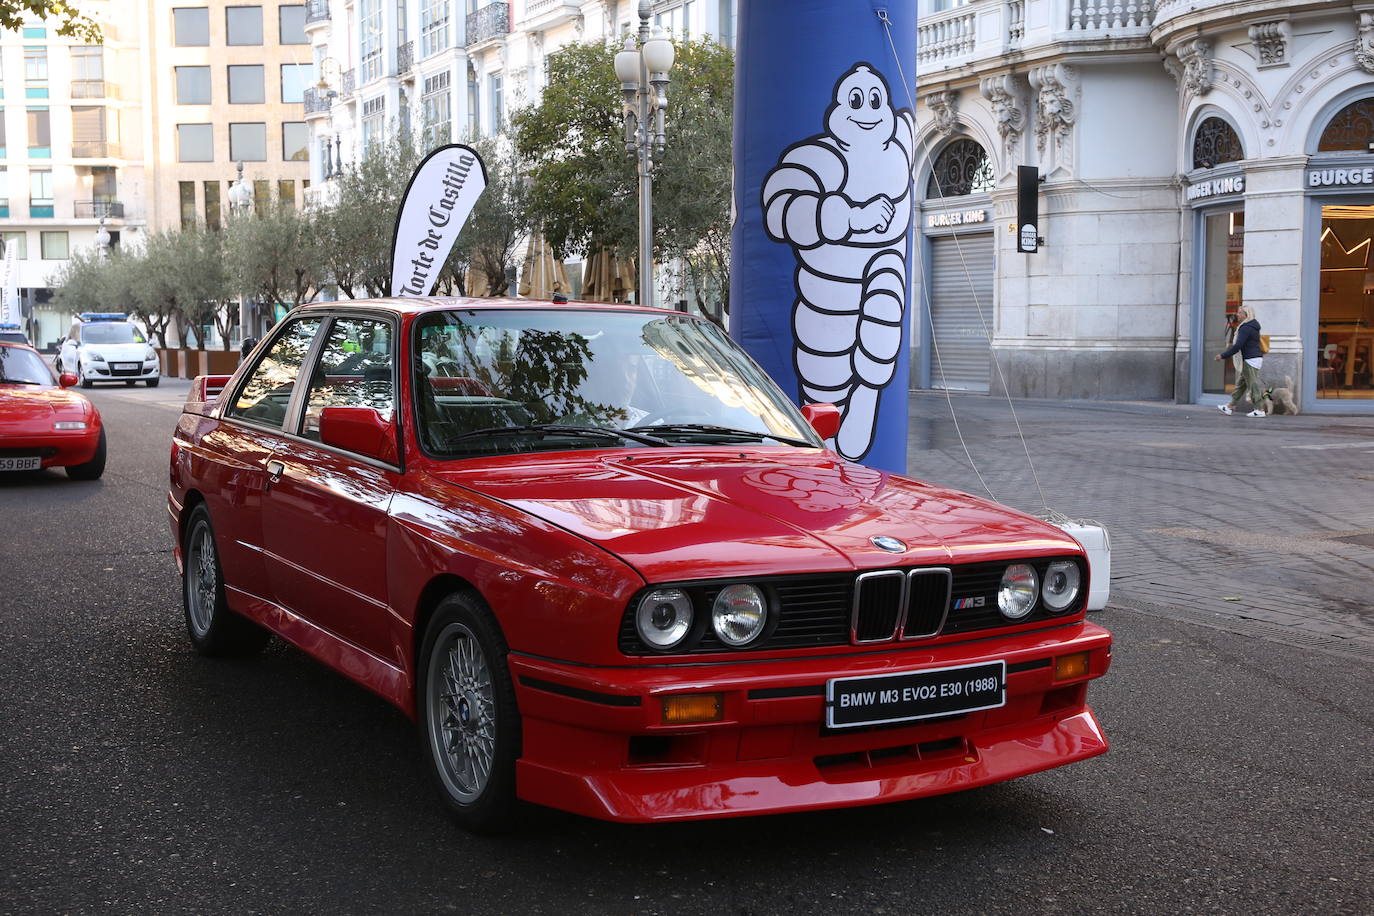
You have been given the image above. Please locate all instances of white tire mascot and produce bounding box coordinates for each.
[761,63,914,462]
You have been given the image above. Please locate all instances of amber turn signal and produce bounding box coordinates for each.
[661,693,723,724]
[1054,651,1090,681]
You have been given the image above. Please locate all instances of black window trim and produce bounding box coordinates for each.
[222,306,404,474]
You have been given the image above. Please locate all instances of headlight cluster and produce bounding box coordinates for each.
[634,583,771,651]
[996,560,1082,619]
[86,351,106,362]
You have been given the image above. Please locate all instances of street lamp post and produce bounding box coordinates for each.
[614,1,675,309]
[227,162,255,339]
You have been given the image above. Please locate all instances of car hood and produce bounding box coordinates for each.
[429,449,1080,581]
[0,385,91,430]
[82,342,148,360]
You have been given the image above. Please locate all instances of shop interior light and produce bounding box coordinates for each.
[661,693,722,724]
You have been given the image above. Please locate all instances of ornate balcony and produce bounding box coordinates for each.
[74,200,125,219]
[305,0,330,24]
[397,40,415,75]
[466,2,509,48]
[303,86,334,117]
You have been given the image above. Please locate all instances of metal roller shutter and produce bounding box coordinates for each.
[929,233,994,392]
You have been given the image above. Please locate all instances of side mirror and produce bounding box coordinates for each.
[59,372,79,389]
[801,403,841,441]
[319,406,397,463]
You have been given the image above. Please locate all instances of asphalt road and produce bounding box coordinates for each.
[1,380,1370,915]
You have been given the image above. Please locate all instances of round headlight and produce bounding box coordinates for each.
[998,564,1039,619]
[636,588,693,649]
[1042,561,1081,612]
[711,584,768,647]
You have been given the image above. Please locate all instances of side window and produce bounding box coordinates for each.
[228,317,323,428]
[300,317,395,441]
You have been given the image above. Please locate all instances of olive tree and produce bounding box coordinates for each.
[510,38,734,321]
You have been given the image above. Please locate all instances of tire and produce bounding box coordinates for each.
[78,362,92,389]
[145,378,160,388]
[418,592,521,833]
[182,505,270,657]
[66,429,107,480]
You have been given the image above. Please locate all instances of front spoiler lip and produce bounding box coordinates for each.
[508,622,1112,821]
[517,708,1109,823]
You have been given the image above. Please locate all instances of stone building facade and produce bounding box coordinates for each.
[913,0,1374,413]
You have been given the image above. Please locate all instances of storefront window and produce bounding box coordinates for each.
[1192,117,1243,170]
[1201,209,1245,396]
[1316,205,1374,399]
[1317,99,1374,153]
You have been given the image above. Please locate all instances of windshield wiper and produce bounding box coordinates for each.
[446,424,672,448]
[627,423,816,448]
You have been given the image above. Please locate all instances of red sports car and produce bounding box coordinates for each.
[168,298,1111,831]
[0,341,106,479]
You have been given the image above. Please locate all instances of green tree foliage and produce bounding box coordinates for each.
[331,131,423,296]
[511,38,734,320]
[447,138,533,297]
[136,228,230,350]
[0,0,100,42]
[224,200,321,312]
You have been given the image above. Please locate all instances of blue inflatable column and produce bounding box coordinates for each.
[730,0,917,473]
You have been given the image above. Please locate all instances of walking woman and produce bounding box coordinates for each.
[1215,305,1265,416]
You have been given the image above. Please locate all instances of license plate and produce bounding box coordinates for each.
[0,456,42,471]
[112,363,139,370]
[826,660,1006,729]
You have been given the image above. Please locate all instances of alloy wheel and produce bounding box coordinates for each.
[427,622,497,804]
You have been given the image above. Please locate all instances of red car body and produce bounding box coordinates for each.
[168,299,1110,825]
[0,341,105,478]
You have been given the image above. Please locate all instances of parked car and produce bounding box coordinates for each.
[0,341,106,478]
[56,312,160,388]
[0,323,30,345]
[168,298,1111,832]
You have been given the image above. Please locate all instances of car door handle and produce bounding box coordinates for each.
[265,460,286,486]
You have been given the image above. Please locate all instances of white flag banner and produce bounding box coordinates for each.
[0,239,19,325]
[389,144,488,298]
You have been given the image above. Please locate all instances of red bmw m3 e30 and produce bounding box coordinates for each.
[168,297,1110,832]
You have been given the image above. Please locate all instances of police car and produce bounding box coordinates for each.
[55,313,160,388]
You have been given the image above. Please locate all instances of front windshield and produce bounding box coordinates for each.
[82,323,145,345]
[413,309,819,458]
[0,346,55,385]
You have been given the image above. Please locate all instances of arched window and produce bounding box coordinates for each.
[1317,98,1374,152]
[926,138,994,199]
[1191,117,1243,170]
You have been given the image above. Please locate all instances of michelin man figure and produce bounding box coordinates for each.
[762,63,914,461]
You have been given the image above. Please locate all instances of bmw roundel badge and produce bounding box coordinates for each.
[871,536,907,554]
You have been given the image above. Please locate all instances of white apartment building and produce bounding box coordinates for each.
[2,1,318,348]
[912,0,1374,414]
[299,0,734,296]
[0,3,148,348]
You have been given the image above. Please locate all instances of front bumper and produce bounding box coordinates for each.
[83,361,159,382]
[510,621,1112,822]
[0,428,101,468]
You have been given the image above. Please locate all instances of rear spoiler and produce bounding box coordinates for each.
[184,374,233,416]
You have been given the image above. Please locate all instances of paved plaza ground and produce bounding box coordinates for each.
[904,390,1374,662]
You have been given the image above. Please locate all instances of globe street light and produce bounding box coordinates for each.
[227,162,255,339]
[614,1,675,308]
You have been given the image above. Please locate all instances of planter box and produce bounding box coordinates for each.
[206,349,240,375]
[179,349,204,379]
[158,348,179,377]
